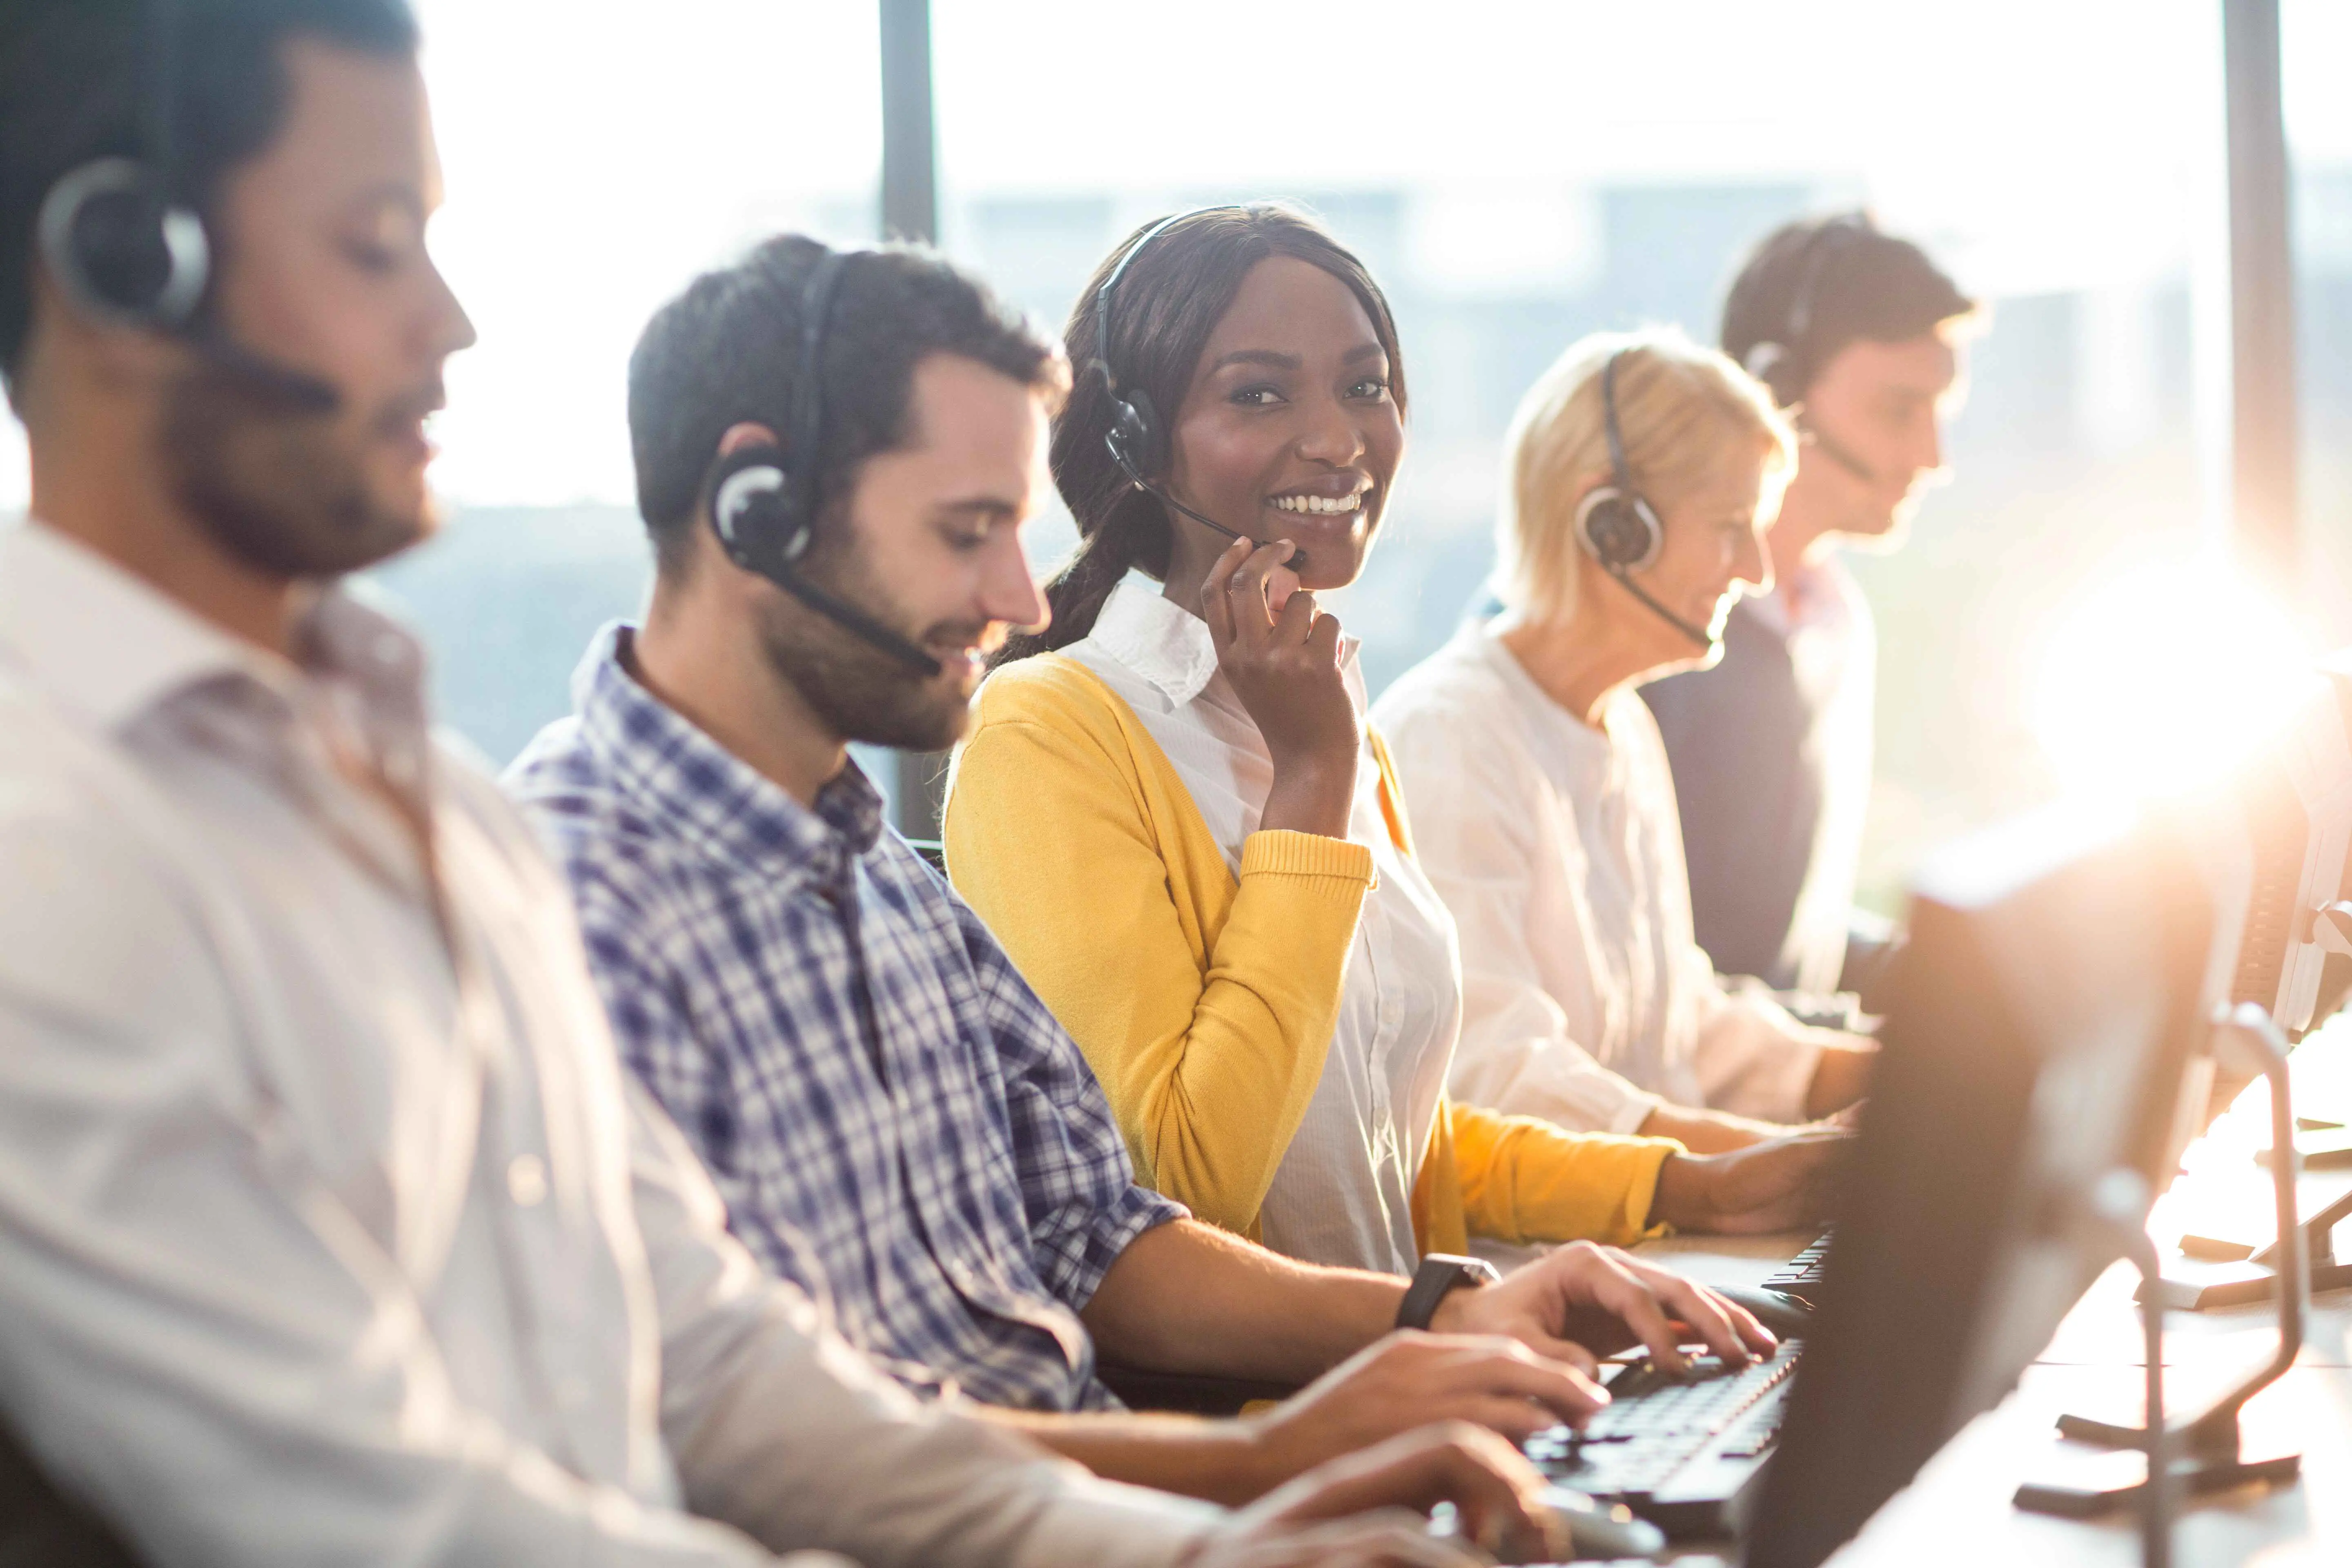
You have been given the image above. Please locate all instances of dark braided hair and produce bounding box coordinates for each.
[996,202,1407,662]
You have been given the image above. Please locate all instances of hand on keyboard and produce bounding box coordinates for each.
[1429,1241,1779,1378]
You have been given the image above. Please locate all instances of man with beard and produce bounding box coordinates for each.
[0,2,1578,1563]
[507,236,1784,1508]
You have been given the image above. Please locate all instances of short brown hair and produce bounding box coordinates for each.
[1720,212,1979,406]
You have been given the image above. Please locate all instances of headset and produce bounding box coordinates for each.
[704,245,943,679]
[1575,348,1713,649]
[1738,214,1881,485]
[35,0,339,412]
[1093,206,1310,570]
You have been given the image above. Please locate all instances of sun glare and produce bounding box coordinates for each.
[2027,552,2321,807]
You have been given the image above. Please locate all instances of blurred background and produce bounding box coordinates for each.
[7,0,2344,914]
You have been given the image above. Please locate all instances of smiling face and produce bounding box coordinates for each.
[1160,254,1405,595]
[752,351,1054,752]
[1583,437,1779,679]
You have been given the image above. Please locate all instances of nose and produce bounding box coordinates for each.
[1736,521,1773,597]
[1296,390,1368,468]
[427,252,477,359]
[986,530,1050,635]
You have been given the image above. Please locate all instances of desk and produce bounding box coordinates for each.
[1632,1029,2352,1566]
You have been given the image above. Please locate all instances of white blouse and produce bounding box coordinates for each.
[1063,581,1462,1276]
[1372,623,1822,1136]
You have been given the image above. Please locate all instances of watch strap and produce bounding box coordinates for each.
[1395,1253,1501,1331]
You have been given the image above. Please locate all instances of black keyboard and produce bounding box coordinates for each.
[1522,1339,1803,1539]
[1760,1227,1834,1307]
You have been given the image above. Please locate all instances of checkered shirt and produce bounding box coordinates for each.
[506,623,1183,1412]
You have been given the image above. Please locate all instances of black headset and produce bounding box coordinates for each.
[35,0,339,411]
[1737,214,1881,484]
[1093,205,1306,568]
[1575,347,1712,648]
[704,245,943,678]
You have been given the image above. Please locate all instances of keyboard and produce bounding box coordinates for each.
[1522,1339,1803,1539]
[1760,1227,1834,1307]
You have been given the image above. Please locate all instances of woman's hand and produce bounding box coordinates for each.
[1198,535,1360,840]
[1649,1127,1852,1237]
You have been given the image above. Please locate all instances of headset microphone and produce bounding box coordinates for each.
[1800,421,1881,486]
[1094,207,1309,573]
[1577,348,1715,651]
[703,247,944,681]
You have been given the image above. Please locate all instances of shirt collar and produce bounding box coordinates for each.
[570,621,884,882]
[0,517,429,735]
[1088,576,1364,710]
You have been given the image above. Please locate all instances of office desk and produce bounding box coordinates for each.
[1633,1041,2352,1566]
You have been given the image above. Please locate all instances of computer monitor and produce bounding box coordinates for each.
[2230,653,2352,1040]
[1740,802,2245,1568]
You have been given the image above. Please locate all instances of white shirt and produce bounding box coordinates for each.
[1065,582,1461,1276]
[0,522,1215,1568]
[1373,623,1822,1135]
[1758,558,1878,995]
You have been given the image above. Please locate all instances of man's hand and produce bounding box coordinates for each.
[1650,1127,1850,1237]
[1239,1330,1606,1495]
[1194,1423,1564,1568]
[1428,1241,1777,1375]
[1804,1040,1877,1119]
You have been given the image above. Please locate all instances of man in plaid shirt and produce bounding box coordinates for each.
[509,235,1773,1507]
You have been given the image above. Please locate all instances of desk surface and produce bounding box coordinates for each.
[1630,1025,2352,1565]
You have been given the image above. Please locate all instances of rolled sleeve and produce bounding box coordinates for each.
[1688,966,1824,1125]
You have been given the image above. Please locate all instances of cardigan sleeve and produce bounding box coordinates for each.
[944,683,1373,1237]
[1442,1099,1678,1248]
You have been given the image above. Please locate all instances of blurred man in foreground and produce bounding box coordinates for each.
[0,2,1566,1562]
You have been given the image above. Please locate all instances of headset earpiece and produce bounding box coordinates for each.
[1104,384,1165,486]
[1577,484,1665,572]
[36,157,209,329]
[708,444,809,571]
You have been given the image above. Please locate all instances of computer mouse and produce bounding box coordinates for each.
[1428,1487,1666,1562]
[1537,1486,1668,1560]
[1711,1282,1814,1339]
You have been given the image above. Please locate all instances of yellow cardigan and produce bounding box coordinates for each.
[943,651,1677,1256]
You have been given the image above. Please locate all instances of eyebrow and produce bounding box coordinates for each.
[1204,341,1389,376]
[932,496,1024,523]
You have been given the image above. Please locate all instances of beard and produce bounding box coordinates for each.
[159,358,437,579]
[754,529,983,754]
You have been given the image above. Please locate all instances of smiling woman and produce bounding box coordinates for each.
[947,207,1848,1282]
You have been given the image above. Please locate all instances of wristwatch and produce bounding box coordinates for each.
[1394,1253,1501,1331]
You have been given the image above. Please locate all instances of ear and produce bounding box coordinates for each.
[717,421,779,460]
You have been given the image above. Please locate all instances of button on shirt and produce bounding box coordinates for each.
[506,624,1183,1413]
[1063,583,1461,1276]
[1374,624,1822,1134]
[0,523,1214,1567]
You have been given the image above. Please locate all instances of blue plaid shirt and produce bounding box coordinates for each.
[506,624,1183,1412]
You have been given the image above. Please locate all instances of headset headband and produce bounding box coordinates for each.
[785,245,853,525]
[1602,347,1633,491]
[1091,205,1247,402]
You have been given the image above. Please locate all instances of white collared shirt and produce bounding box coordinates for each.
[1373,623,1823,1134]
[0,522,1215,1567]
[1065,581,1461,1276]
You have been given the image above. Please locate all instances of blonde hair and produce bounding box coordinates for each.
[1495,327,1796,626]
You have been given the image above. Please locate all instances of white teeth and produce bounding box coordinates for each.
[1271,493,1363,514]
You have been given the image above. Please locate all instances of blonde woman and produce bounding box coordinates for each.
[1374,331,1877,1157]
[948,210,1844,1317]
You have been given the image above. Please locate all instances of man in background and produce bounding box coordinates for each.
[1643,212,1979,1002]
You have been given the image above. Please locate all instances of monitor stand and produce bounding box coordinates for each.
[2159,1185,2352,1309]
[2013,1005,2311,1566]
